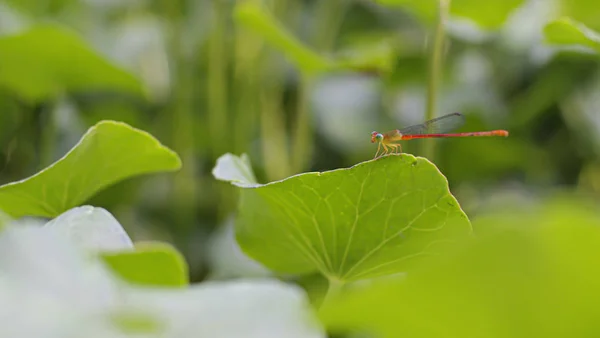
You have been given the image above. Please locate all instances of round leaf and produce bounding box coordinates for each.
[214,154,471,281]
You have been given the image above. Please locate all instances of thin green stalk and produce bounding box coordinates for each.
[255,0,293,181]
[319,278,345,311]
[290,0,348,173]
[208,1,229,157]
[232,30,260,154]
[313,0,347,51]
[291,75,312,172]
[163,0,197,234]
[423,0,450,159]
[259,82,291,181]
[38,102,56,169]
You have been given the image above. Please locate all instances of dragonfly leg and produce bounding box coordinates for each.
[382,144,390,156]
[374,142,382,159]
[388,143,401,155]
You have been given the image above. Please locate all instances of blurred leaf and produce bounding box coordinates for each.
[214,154,471,281]
[558,0,600,31]
[0,24,143,101]
[336,38,396,74]
[451,0,524,29]
[44,205,134,251]
[510,55,597,127]
[0,121,181,218]
[206,217,271,280]
[101,242,189,287]
[234,1,396,74]
[320,200,600,338]
[544,18,600,53]
[212,153,258,187]
[234,1,333,73]
[2,0,76,16]
[0,224,325,338]
[376,0,525,29]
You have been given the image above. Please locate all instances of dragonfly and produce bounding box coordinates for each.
[371,112,509,158]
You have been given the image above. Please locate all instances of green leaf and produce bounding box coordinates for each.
[101,242,189,287]
[234,1,334,74]
[214,154,471,281]
[0,121,181,218]
[451,0,524,29]
[320,199,600,338]
[335,38,396,74]
[234,1,396,75]
[557,0,600,31]
[0,24,143,101]
[376,0,525,29]
[544,18,600,54]
[212,153,258,187]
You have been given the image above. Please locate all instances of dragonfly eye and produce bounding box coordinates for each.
[371,132,384,143]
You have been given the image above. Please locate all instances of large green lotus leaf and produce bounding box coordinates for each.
[544,18,600,54]
[376,0,524,30]
[0,24,143,101]
[214,153,471,281]
[0,121,181,218]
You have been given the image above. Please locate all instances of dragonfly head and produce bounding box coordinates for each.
[371,131,383,143]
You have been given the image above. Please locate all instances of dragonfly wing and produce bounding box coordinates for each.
[399,112,466,135]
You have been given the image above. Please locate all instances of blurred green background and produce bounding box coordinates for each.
[1,0,600,282]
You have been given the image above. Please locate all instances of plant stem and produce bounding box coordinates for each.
[320,278,345,311]
[256,0,293,181]
[259,81,291,181]
[163,0,197,234]
[208,0,229,158]
[290,0,348,173]
[38,102,56,169]
[423,0,450,159]
[291,74,312,173]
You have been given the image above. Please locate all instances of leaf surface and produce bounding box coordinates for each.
[0,121,181,218]
[215,154,471,281]
[544,18,600,54]
[0,24,143,101]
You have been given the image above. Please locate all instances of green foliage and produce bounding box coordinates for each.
[234,1,334,74]
[544,18,600,53]
[101,242,189,287]
[0,121,181,218]
[234,1,396,74]
[214,153,471,281]
[3,0,600,336]
[375,0,525,29]
[0,24,143,101]
[320,199,600,338]
[558,0,600,31]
